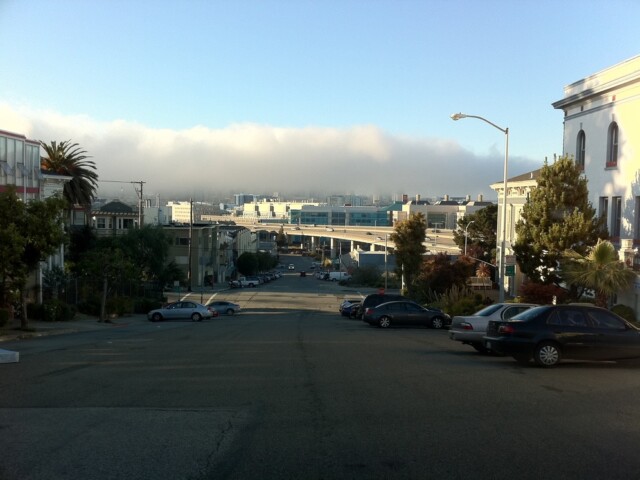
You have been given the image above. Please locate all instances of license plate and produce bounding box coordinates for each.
[485,341,492,349]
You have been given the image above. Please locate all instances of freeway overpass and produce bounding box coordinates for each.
[207,216,460,256]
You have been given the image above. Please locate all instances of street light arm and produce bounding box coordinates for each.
[451,113,507,134]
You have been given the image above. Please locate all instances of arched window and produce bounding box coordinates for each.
[606,122,619,167]
[576,130,585,170]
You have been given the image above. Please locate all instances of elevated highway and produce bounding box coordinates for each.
[208,216,459,255]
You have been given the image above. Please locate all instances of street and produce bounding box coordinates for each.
[2,259,640,479]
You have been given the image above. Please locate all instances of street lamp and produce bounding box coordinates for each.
[463,220,475,256]
[377,234,389,290]
[451,112,509,302]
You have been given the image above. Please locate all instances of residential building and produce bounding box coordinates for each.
[0,129,71,303]
[167,200,219,223]
[553,54,640,312]
[490,169,542,297]
[90,200,138,236]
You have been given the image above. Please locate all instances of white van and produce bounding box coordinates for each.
[326,271,351,282]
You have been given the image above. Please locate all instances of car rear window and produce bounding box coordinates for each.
[510,306,550,321]
[474,304,504,316]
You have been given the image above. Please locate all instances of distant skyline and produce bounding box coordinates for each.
[2,0,639,203]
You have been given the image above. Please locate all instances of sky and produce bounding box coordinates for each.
[1,0,639,204]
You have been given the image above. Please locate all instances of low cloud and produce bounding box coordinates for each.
[0,102,541,203]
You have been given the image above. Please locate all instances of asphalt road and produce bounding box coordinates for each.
[3,255,640,479]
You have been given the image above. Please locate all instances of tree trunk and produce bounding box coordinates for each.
[99,276,108,322]
[20,287,29,330]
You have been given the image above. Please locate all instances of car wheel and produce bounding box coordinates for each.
[191,313,202,322]
[533,342,561,367]
[151,312,162,322]
[378,316,391,328]
[226,308,234,315]
[430,317,445,329]
[512,353,531,365]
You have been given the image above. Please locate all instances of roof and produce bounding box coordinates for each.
[92,200,134,214]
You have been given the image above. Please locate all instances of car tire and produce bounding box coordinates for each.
[191,313,202,322]
[430,317,445,329]
[533,342,561,367]
[378,316,391,328]
[512,353,531,365]
[151,313,162,322]
[226,308,235,315]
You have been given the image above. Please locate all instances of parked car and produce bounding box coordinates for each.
[207,300,241,315]
[483,304,640,367]
[355,293,405,319]
[363,300,451,329]
[449,303,537,352]
[148,301,218,322]
[300,271,306,277]
[339,298,362,312]
[288,264,295,270]
[340,301,362,318]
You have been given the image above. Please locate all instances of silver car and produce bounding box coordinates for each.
[449,303,537,352]
[148,301,216,322]
[207,301,241,315]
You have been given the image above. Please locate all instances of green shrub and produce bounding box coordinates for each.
[27,303,44,320]
[42,299,76,322]
[134,297,164,314]
[106,297,134,316]
[611,304,636,323]
[0,308,10,328]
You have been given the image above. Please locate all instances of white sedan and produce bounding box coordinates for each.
[449,303,537,352]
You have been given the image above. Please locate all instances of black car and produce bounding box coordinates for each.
[363,300,451,329]
[484,304,640,367]
[355,293,405,319]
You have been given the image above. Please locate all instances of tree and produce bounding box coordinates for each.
[236,252,259,276]
[0,187,67,329]
[513,156,607,286]
[453,204,497,264]
[40,140,98,207]
[390,213,427,298]
[560,239,636,308]
[276,226,287,249]
[415,254,475,301]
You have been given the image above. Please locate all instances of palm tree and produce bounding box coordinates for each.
[40,140,98,207]
[561,239,636,307]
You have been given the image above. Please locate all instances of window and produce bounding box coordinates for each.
[606,122,619,167]
[576,130,585,170]
[611,196,622,238]
[599,197,609,232]
[588,309,626,330]
[97,218,106,229]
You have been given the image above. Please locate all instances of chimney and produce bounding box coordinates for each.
[444,194,449,201]
[416,194,421,203]
[477,194,483,202]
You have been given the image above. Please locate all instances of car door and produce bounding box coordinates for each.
[182,301,199,319]
[588,309,640,360]
[164,302,182,319]
[547,308,599,360]
[388,303,410,324]
[404,302,428,326]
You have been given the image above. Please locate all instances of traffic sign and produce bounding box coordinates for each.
[505,265,516,276]
[504,255,516,265]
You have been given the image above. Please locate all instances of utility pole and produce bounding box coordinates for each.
[188,198,193,292]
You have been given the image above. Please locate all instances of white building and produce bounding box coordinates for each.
[552,55,640,311]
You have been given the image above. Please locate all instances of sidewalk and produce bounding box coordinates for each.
[0,313,149,343]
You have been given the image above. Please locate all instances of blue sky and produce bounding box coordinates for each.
[1,0,639,201]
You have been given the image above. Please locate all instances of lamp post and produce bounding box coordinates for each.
[451,113,509,302]
[377,234,389,290]
[464,220,475,256]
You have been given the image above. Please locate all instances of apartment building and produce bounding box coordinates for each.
[552,55,640,311]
